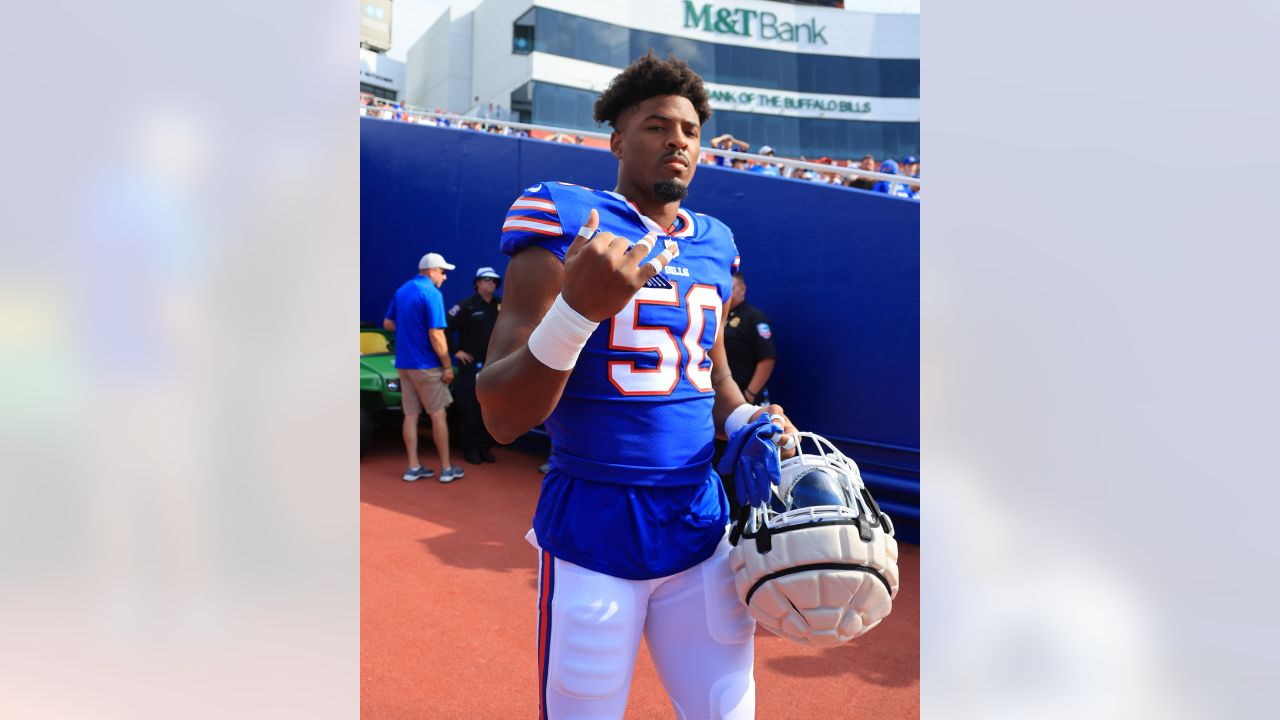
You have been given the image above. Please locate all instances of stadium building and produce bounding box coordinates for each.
[404,0,919,160]
[360,0,405,101]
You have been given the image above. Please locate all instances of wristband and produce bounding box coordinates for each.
[527,294,600,371]
[724,403,759,439]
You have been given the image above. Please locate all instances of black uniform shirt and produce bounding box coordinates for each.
[722,301,776,391]
[447,293,501,364]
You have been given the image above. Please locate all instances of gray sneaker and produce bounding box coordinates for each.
[439,465,465,484]
[403,466,435,482]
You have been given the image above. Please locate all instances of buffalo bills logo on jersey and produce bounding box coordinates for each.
[756,323,772,339]
[664,265,690,277]
[643,273,673,289]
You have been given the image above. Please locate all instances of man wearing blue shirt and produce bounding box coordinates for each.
[384,252,465,484]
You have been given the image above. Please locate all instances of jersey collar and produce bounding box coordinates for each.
[605,191,697,238]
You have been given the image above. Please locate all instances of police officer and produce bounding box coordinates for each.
[723,272,776,405]
[447,266,502,464]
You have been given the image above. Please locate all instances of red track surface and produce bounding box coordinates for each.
[362,438,919,719]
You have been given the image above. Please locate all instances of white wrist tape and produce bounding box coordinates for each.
[724,403,760,438]
[527,294,600,371]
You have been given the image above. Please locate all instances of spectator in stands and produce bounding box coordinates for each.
[481,103,510,131]
[905,160,921,198]
[872,159,913,198]
[901,155,920,178]
[847,154,878,190]
[709,133,749,167]
[748,146,782,176]
[813,157,842,184]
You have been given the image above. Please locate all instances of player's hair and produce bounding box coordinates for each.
[593,51,712,128]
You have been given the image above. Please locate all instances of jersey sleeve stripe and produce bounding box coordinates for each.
[512,197,558,213]
[504,207,559,222]
[502,217,564,236]
[504,215,561,229]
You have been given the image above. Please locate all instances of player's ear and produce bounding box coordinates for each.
[610,130,622,159]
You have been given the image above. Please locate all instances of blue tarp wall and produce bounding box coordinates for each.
[361,117,920,541]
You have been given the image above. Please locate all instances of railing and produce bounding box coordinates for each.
[360,96,921,189]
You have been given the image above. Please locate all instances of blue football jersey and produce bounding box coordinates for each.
[500,181,741,579]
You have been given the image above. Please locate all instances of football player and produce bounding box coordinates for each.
[477,52,797,719]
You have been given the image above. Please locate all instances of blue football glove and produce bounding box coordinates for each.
[717,416,784,508]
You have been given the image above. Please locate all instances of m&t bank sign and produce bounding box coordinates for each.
[683,1,828,46]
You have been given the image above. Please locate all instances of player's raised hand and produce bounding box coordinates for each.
[561,208,679,322]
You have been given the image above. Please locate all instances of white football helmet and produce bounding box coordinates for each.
[727,431,900,648]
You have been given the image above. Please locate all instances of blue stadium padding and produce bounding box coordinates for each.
[361,118,920,539]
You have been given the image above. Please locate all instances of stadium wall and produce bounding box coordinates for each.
[360,117,920,538]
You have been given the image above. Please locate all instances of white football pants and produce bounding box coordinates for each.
[533,532,756,720]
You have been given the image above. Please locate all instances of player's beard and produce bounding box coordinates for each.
[653,179,688,202]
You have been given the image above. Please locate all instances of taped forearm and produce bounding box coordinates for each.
[526,295,599,371]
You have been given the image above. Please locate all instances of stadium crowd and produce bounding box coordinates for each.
[702,133,919,198]
[361,93,919,199]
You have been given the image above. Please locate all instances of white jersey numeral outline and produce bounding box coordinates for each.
[607,281,722,396]
[682,284,723,392]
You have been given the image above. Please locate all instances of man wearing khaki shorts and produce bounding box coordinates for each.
[384,252,466,483]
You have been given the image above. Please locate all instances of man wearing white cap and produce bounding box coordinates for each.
[749,145,781,177]
[447,266,503,464]
[383,252,466,484]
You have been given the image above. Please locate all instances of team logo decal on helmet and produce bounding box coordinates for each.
[727,431,900,648]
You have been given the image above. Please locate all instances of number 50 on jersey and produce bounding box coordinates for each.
[607,283,723,396]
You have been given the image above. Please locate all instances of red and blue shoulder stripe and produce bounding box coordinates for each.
[503,193,563,237]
